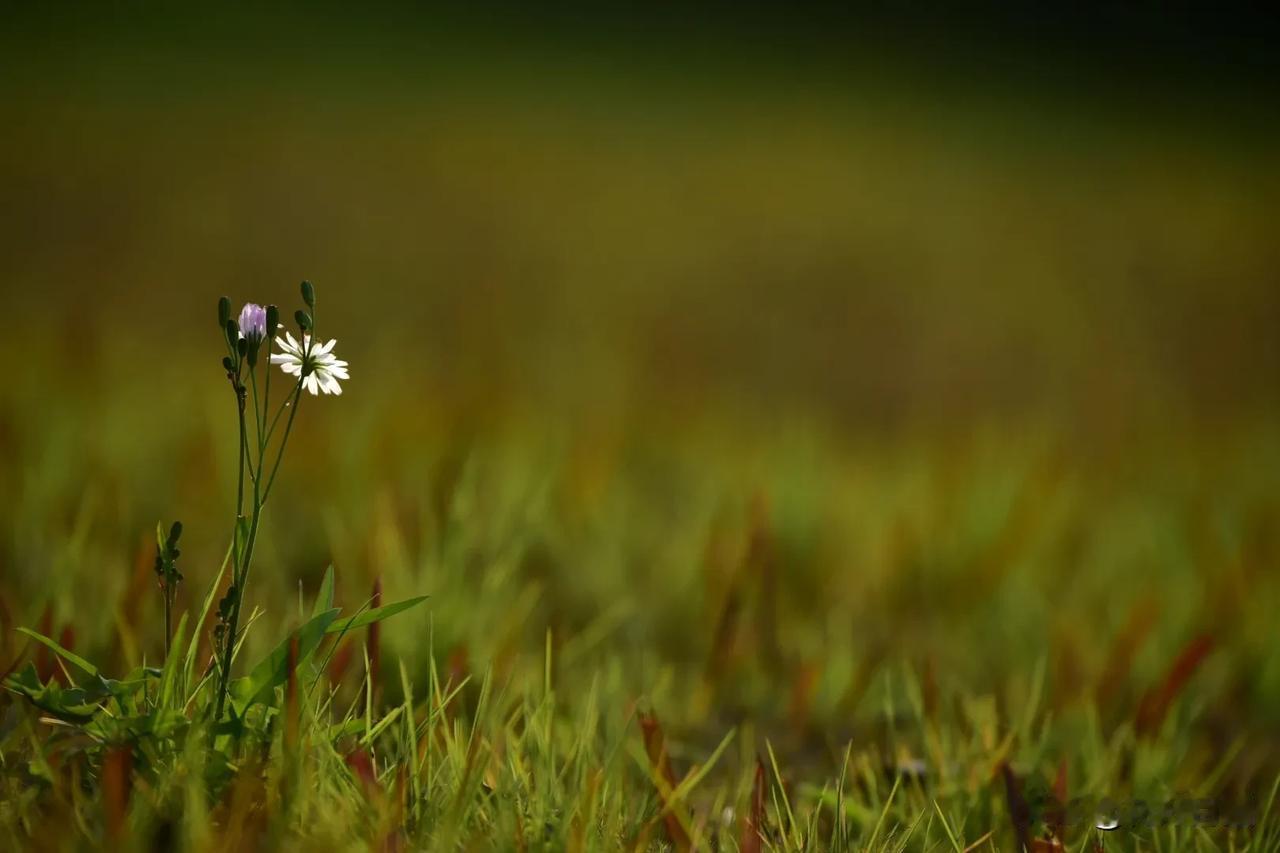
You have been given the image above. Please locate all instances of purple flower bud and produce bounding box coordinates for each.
[238,303,268,343]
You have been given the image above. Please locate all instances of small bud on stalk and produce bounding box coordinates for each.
[238,303,268,366]
[301,280,316,308]
[218,296,231,327]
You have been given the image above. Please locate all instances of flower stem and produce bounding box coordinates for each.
[164,583,172,659]
[213,374,305,724]
[262,383,304,506]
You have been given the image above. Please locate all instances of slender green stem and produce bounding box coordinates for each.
[235,389,247,517]
[262,383,304,506]
[261,336,274,453]
[213,389,305,722]
[213,323,314,723]
[215,387,248,724]
[164,584,172,659]
[249,365,263,454]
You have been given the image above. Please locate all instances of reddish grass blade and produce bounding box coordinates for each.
[637,711,691,852]
[1048,758,1068,845]
[101,747,132,842]
[1096,596,1160,705]
[327,637,355,685]
[1135,634,1214,736]
[1000,762,1033,852]
[346,748,380,795]
[787,660,819,730]
[739,757,767,853]
[445,644,469,723]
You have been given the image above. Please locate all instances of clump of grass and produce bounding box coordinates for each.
[0,289,1278,850]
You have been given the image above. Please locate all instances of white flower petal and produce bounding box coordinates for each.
[320,372,343,395]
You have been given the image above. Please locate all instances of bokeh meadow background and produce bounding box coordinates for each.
[2,6,1279,846]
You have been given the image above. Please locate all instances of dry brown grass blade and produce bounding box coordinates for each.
[1135,633,1214,737]
[637,710,691,852]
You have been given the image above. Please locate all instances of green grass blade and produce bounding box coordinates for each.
[324,595,428,634]
[312,564,335,617]
[16,627,97,677]
[233,608,340,710]
[183,541,231,701]
[158,612,189,710]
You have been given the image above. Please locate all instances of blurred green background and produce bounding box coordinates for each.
[2,5,1279,799]
[4,7,1278,429]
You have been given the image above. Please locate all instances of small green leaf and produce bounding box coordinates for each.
[4,664,100,722]
[324,595,429,635]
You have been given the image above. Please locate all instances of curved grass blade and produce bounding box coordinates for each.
[232,608,340,711]
[15,627,97,678]
[313,564,335,617]
[324,595,428,634]
[183,541,231,701]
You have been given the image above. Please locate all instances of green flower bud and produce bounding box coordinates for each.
[168,521,183,545]
[225,319,240,349]
[295,309,312,331]
[218,296,231,327]
[237,336,248,358]
[265,304,279,333]
[300,280,316,308]
[221,356,234,373]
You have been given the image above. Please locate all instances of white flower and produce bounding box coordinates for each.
[270,332,349,396]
